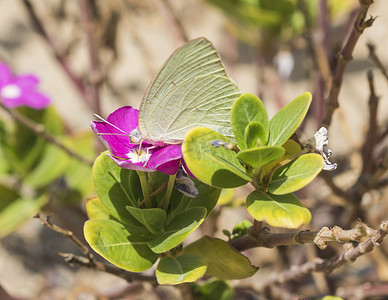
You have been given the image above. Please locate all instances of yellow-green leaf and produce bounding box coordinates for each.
[84,219,157,272]
[156,254,207,285]
[183,127,251,188]
[268,153,323,195]
[183,236,258,279]
[246,191,311,228]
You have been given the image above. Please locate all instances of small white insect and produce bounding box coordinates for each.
[305,127,337,171]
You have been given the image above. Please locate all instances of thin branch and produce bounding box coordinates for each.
[34,213,94,260]
[319,171,350,201]
[59,253,156,284]
[79,0,102,115]
[361,69,379,176]
[256,219,388,290]
[34,213,157,284]
[229,221,373,252]
[21,0,89,105]
[337,282,388,299]
[160,0,189,43]
[367,42,388,83]
[322,0,375,128]
[0,103,93,166]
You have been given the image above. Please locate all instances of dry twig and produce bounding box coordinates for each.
[21,0,88,105]
[229,221,374,251]
[367,42,388,83]
[256,219,388,290]
[322,0,375,128]
[79,0,102,115]
[34,213,157,284]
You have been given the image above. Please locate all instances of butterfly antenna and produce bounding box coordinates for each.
[94,114,128,135]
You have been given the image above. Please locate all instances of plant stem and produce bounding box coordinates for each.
[137,171,152,208]
[0,102,93,166]
[79,0,102,115]
[160,173,177,211]
[322,0,375,128]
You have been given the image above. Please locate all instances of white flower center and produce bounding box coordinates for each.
[1,84,22,99]
[127,148,151,164]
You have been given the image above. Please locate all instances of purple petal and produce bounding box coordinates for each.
[181,159,196,178]
[21,91,51,109]
[156,159,181,175]
[0,62,13,86]
[147,145,183,175]
[106,153,155,172]
[1,95,25,108]
[91,120,136,157]
[107,106,139,133]
[15,74,40,88]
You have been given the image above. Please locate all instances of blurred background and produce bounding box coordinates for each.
[1,0,388,299]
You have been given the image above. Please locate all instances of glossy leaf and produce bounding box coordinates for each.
[244,121,266,148]
[92,152,141,226]
[231,93,268,149]
[261,138,302,177]
[183,236,258,279]
[269,153,323,195]
[246,191,311,228]
[156,254,207,285]
[168,178,221,220]
[148,207,207,253]
[268,92,311,146]
[236,146,285,169]
[192,279,233,300]
[85,197,110,220]
[183,127,251,188]
[126,207,166,234]
[84,219,158,272]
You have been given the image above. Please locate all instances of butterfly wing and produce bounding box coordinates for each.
[138,38,241,144]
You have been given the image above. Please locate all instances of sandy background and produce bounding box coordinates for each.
[1,0,388,299]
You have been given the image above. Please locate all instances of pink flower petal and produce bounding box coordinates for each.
[15,74,40,88]
[107,106,139,133]
[107,153,155,172]
[21,91,51,109]
[0,62,13,86]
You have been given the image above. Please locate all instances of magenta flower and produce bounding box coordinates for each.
[91,106,186,175]
[0,62,50,109]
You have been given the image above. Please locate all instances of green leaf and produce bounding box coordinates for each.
[84,219,158,272]
[183,236,258,279]
[148,207,207,253]
[231,93,268,149]
[92,152,140,226]
[244,121,266,148]
[0,189,48,238]
[168,178,221,220]
[236,146,285,169]
[246,191,311,228]
[23,143,69,188]
[192,279,233,300]
[261,138,302,176]
[268,92,311,146]
[126,207,166,234]
[156,254,207,285]
[60,131,95,204]
[269,153,323,195]
[85,197,110,220]
[232,220,252,238]
[183,127,251,188]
